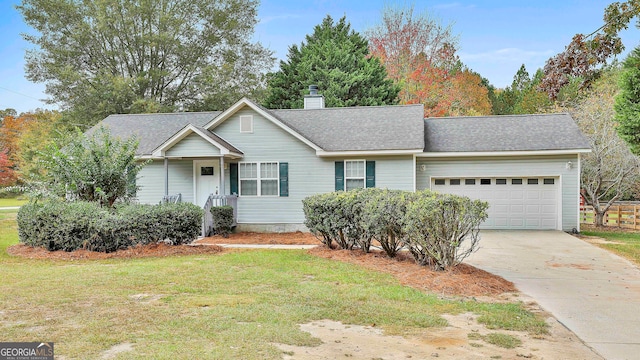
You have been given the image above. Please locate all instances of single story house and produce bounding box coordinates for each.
[92,90,591,232]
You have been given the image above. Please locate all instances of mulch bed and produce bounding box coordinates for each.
[308,247,516,297]
[197,231,319,245]
[7,232,516,297]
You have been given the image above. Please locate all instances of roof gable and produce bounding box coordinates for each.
[205,97,323,151]
[423,113,591,154]
[152,124,243,158]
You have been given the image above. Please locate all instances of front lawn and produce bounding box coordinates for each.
[0,210,547,359]
[0,197,27,208]
[581,229,640,265]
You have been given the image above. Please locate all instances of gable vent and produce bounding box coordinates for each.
[240,115,253,133]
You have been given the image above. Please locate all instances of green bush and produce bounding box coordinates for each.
[210,205,234,238]
[303,188,489,271]
[18,201,104,251]
[303,192,349,248]
[302,190,373,250]
[362,189,411,257]
[403,191,489,271]
[17,201,204,252]
[340,189,375,252]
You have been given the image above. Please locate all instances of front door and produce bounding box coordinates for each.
[195,160,220,207]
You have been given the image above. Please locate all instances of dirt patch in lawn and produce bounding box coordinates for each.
[308,247,516,297]
[7,242,223,260]
[274,314,600,360]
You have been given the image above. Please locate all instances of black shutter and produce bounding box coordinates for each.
[230,163,238,195]
[279,162,289,197]
[335,161,344,191]
[366,161,375,188]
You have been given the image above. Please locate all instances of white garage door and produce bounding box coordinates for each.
[431,177,559,230]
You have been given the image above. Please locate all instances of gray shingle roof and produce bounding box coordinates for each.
[89,112,221,155]
[423,113,591,152]
[271,104,425,151]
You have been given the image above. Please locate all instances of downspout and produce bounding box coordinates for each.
[164,157,169,197]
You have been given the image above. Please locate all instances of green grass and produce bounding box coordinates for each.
[468,332,522,349]
[582,230,640,265]
[0,197,27,207]
[0,214,548,359]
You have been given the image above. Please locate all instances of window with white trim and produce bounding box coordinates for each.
[345,160,365,191]
[240,115,253,133]
[239,162,279,196]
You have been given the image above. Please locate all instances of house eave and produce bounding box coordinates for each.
[416,149,592,158]
[316,149,424,157]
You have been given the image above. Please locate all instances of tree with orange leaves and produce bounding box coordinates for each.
[0,114,34,176]
[0,148,17,187]
[367,4,490,117]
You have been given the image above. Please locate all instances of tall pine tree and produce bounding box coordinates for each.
[263,15,399,109]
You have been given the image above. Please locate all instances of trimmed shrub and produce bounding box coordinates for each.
[211,205,234,238]
[403,191,489,271]
[339,189,375,252]
[18,201,104,251]
[303,192,349,248]
[362,189,411,257]
[17,201,204,252]
[302,190,374,251]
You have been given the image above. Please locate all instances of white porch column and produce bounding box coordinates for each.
[164,157,169,196]
[219,157,225,195]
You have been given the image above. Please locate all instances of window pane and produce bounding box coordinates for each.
[544,178,555,185]
[346,179,364,191]
[240,180,257,195]
[512,179,523,185]
[261,162,278,178]
[434,179,445,185]
[465,179,476,185]
[496,179,507,185]
[261,180,278,195]
[480,178,491,185]
[239,163,257,178]
[528,179,539,185]
[450,179,460,185]
[345,161,364,177]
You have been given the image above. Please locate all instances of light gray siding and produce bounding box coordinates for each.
[213,107,415,224]
[136,159,194,204]
[136,160,164,204]
[416,155,580,231]
[165,133,221,157]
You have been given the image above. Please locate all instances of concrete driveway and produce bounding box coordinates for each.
[466,230,640,360]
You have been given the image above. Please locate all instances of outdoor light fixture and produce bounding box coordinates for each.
[566,161,573,169]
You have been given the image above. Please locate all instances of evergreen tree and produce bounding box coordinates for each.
[263,15,399,109]
[615,46,640,155]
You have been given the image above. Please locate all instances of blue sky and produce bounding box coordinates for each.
[1,0,640,114]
